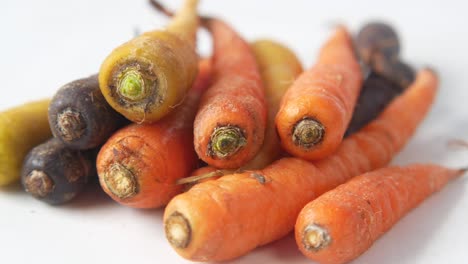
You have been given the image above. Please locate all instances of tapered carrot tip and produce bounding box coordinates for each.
[293,118,325,148]
[209,125,247,158]
[165,211,192,249]
[103,163,139,199]
[302,224,332,252]
[23,170,54,198]
[56,108,86,141]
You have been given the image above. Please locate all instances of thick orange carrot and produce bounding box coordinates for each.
[276,27,363,161]
[96,60,211,209]
[193,18,267,169]
[296,164,464,264]
[163,69,437,261]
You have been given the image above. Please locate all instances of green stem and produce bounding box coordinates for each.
[293,118,325,148]
[209,126,246,158]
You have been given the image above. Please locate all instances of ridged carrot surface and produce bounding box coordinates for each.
[296,164,463,264]
[96,60,211,209]
[163,69,437,261]
[276,27,363,161]
[193,18,267,169]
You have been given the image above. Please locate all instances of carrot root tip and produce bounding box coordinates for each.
[57,107,86,142]
[209,126,247,158]
[23,170,54,198]
[302,224,331,252]
[293,118,325,148]
[103,163,139,199]
[165,211,192,249]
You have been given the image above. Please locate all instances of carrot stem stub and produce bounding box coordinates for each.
[103,163,139,199]
[293,118,325,148]
[209,125,247,158]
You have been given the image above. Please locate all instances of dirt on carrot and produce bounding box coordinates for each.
[96,59,212,209]
[295,164,464,264]
[163,69,438,261]
[275,26,363,161]
[99,0,199,123]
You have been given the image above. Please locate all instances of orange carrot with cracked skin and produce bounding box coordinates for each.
[296,164,464,264]
[193,17,267,169]
[276,27,363,161]
[96,59,211,209]
[163,69,437,261]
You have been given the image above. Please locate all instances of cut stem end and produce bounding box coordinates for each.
[293,118,325,148]
[57,108,86,142]
[104,163,138,199]
[165,211,192,249]
[24,170,54,198]
[302,224,331,252]
[209,126,246,158]
[118,69,147,101]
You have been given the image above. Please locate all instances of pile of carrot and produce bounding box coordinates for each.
[0,1,462,263]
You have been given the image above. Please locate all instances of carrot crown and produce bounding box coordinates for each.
[23,170,54,198]
[302,224,331,252]
[293,118,325,148]
[103,163,139,199]
[209,126,247,159]
[56,107,86,142]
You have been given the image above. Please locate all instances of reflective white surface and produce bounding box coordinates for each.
[1,0,468,263]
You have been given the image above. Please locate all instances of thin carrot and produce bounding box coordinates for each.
[295,164,464,264]
[275,27,363,161]
[96,59,211,209]
[163,69,438,261]
[149,2,267,168]
[192,17,267,169]
[243,39,303,169]
[99,0,199,123]
[176,39,303,186]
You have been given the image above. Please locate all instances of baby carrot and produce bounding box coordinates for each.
[243,39,303,169]
[163,69,437,261]
[192,17,267,169]
[0,99,51,186]
[99,0,199,123]
[96,59,211,209]
[275,27,363,161]
[295,164,464,264]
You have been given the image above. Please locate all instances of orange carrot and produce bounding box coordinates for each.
[295,164,464,264]
[276,27,363,161]
[163,69,437,261]
[96,59,211,209]
[243,39,303,169]
[192,17,267,169]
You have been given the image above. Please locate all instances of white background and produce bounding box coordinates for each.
[1,0,468,263]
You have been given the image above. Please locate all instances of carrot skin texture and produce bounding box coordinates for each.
[276,27,363,160]
[0,99,52,186]
[193,18,267,169]
[97,60,211,209]
[99,0,199,123]
[243,40,303,169]
[163,69,438,261]
[49,75,127,150]
[295,164,462,264]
